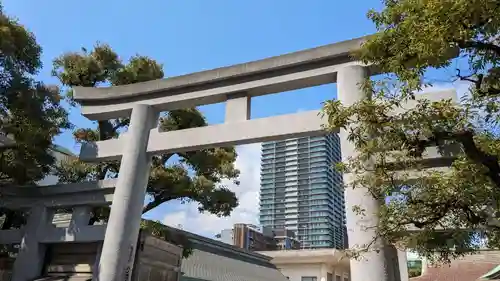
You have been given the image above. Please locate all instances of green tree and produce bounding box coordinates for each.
[322,0,500,263]
[408,268,421,278]
[51,44,240,237]
[408,260,422,278]
[0,3,71,229]
[140,220,193,258]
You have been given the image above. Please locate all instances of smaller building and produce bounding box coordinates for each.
[274,228,301,250]
[233,224,276,251]
[219,223,301,251]
[258,249,350,281]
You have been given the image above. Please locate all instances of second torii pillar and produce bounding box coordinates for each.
[337,65,390,281]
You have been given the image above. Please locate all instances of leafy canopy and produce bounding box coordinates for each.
[322,0,500,263]
[52,43,240,226]
[140,220,193,258]
[0,3,70,186]
[0,3,71,230]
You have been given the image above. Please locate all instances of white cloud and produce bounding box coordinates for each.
[163,143,262,237]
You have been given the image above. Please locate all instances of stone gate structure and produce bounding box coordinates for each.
[71,35,458,281]
[0,35,460,281]
[0,181,289,281]
[0,180,114,280]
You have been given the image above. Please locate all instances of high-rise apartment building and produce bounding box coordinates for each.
[259,134,346,249]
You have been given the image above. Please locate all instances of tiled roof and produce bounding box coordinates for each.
[181,248,289,281]
[410,261,498,281]
[161,224,279,262]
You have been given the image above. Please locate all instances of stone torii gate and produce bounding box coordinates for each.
[73,36,455,281]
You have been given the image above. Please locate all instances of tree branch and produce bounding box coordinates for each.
[143,195,175,214]
[405,129,500,189]
[143,200,163,214]
[405,198,453,229]
[456,69,500,97]
[452,131,500,189]
[457,40,500,57]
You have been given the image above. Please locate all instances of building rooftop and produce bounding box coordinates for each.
[410,251,500,281]
[50,144,76,157]
[411,261,498,281]
[257,248,349,267]
[161,225,289,281]
[181,249,289,281]
[0,132,75,157]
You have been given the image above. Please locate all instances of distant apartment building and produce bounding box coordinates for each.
[259,135,346,249]
[219,223,300,251]
[234,224,276,251]
[273,228,301,250]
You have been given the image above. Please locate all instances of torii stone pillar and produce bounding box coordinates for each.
[97,104,158,281]
[337,65,389,281]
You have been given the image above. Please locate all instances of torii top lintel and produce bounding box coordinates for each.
[74,36,374,120]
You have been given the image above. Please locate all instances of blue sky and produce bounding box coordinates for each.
[3,0,401,235]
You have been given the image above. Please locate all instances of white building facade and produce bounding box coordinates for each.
[258,249,350,281]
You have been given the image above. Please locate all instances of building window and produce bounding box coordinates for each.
[301,277,317,281]
[327,273,333,281]
[335,276,341,281]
